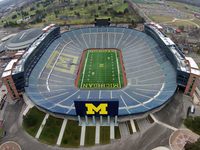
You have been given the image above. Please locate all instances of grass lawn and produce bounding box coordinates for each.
[23,107,45,137]
[193,19,200,26]
[61,120,81,147]
[39,116,63,145]
[114,126,121,139]
[167,1,200,14]
[184,116,200,135]
[77,49,125,89]
[0,128,4,138]
[85,126,95,146]
[149,15,173,23]
[168,20,199,28]
[131,0,146,4]
[100,126,110,144]
[0,0,142,27]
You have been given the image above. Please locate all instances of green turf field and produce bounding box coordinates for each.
[77,49,125,89]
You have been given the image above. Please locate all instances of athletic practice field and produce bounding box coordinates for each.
[76,49,126,89]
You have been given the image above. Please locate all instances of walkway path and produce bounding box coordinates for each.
[95,122,100,144]
[150,114,177,131]
[130,119,137,133]
[80,124,86,146]
[56,119,67,146]
[35,114,49,139]
[119,122,130,138]
[162,17,200,28]
[110,123,115,140]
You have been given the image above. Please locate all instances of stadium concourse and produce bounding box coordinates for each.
[25,27,177,117]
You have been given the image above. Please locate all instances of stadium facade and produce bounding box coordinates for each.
[2,23,200,121]
[144,24,200,96]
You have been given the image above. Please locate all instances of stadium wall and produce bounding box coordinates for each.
[74,49,87,88]
[24,27,61,86]
[23,87,178,121]
[119,49,127,87]
[144,25,190,88]
[13,27,61,94]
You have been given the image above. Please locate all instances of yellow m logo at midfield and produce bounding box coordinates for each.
[85,103,108,115]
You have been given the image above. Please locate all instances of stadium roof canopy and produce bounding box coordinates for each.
[5,28,42,51]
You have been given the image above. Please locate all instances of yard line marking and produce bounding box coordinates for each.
[80,51,89,88]
[115,51,121,88]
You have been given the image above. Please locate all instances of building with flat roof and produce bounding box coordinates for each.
[5,28,42,52]
[1,25,59,100]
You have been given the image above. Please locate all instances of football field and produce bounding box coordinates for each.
[77,49,125,89]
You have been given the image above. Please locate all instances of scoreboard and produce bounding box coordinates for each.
[74,100,119,117]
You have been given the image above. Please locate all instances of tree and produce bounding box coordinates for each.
[104,11,108,15]
[185,138,200,150]
[84,1,88,7]
[184,116,200,135]
[89,1,93,5]
[179,25,185,31]
[12,14,17,19]
[70,7,73,10]
[74,11,80,17]
[131,20,137,28]
[98,6,102,10]
[36,3,40,8]
[124,8,129,14]
[30,7,35,11]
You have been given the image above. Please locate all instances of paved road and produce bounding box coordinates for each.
[154,91,186,128]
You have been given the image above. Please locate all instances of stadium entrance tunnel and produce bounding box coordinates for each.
[75,48,127,90]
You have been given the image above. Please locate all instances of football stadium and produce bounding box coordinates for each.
[25,26,178,117]
[2,22,199,122]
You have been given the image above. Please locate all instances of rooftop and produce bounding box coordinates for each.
[186,57,200,76]
[12,26,57,75]
[4,59,18,72]
[5,28,42,51]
